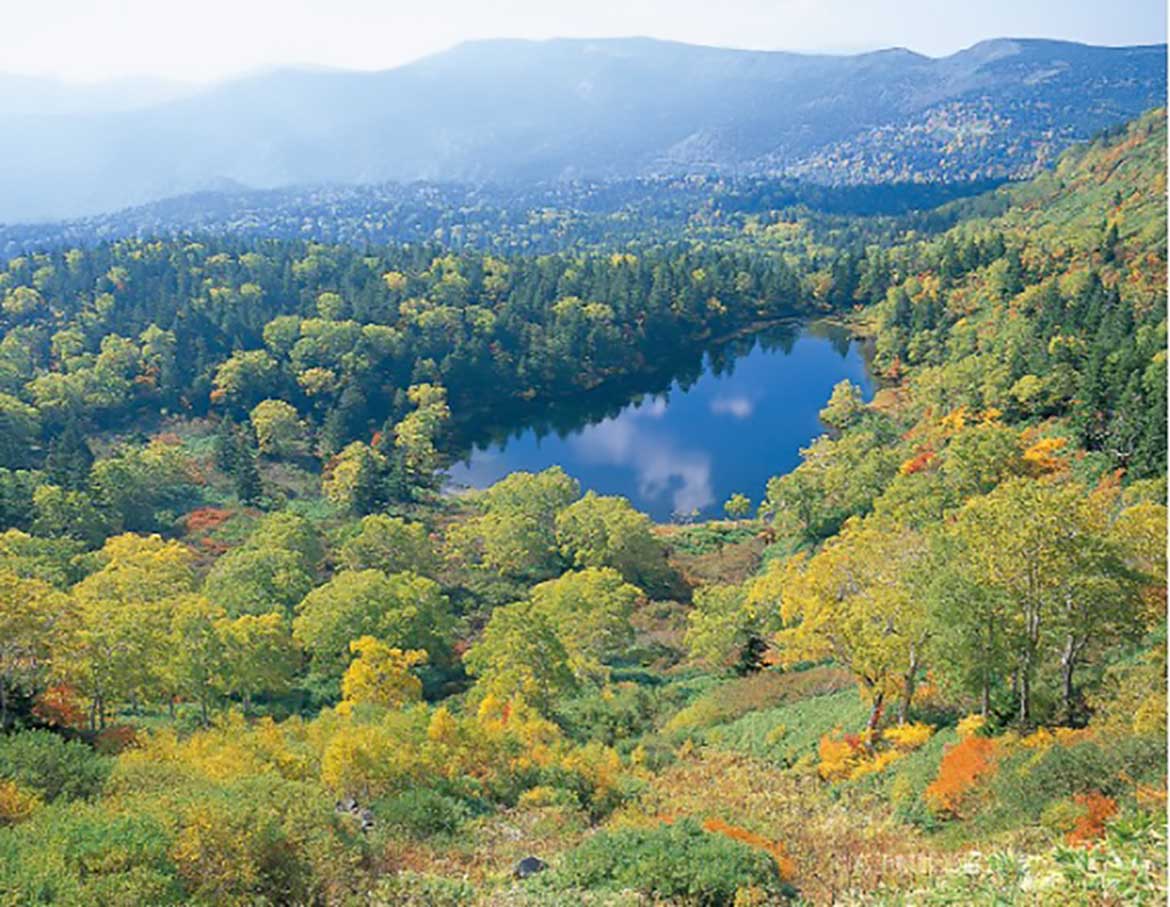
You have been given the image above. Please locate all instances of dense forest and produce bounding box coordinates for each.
[0,176,1008,259]
[0,110,1165,906]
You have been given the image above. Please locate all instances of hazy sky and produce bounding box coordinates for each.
[5,0,1166,83]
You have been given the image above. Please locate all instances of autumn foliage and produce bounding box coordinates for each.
[0,780,39,826]
[183,506,234,535]
[94,723,138,755]
[702,817,796,880]
[1067,791,1119,845]
[31,684,87,730]
[898,448,935,476]
[818,731,866,780]
[924,735,998,817]
[1021,436,1068,475]
[817,723,933,781]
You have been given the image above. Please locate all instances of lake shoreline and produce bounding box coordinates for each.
[446,310,860,451]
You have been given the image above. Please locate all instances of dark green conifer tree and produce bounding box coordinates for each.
[232,421,263,505]
[45,423,94,490]
[214,415,242,474]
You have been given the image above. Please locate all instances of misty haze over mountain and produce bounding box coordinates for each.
[0,36,1164,222]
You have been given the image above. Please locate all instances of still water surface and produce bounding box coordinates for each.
[447,322,873,521]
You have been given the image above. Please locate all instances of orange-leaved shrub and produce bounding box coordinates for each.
[1067,791,1119,845]
[32,684,87,730]
[702,817,796,880]
[94,724,139,755]
[184,506,235,534]
[899,449,936,476]
[1022,436,1068,475]
[818,723,933,781]
[817,731,867,781]
[924,735,998,818]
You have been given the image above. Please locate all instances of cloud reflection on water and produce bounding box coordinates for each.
[446,325,871,520]
[709,394,755,419]
[569,398,714,517]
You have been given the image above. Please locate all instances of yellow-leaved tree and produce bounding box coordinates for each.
[249,398,305,457]
[758,516,930,729]
[942,477,1145,724]
[215,611,299,715]
[463,600,577,715]
[0,572,70,729]
[337,636,427,715]
[528,567,640,680]
[61,533,197,727]
[393,383,450,486]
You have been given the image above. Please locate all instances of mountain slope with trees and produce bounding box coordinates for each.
[0,111,1164,905]
[0,36,1163,221]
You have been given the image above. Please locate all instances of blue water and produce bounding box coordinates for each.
[447,322,872,521]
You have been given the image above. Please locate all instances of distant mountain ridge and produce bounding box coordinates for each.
[0,36,1163,222]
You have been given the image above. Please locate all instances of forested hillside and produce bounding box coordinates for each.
[0,175,1007,259]
[0,112,1164,905]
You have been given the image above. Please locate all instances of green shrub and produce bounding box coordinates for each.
[555,683,666,747]
[664,666,853,737]
[851,727,957,830]
[373,788,472,837]
[0,802,182,905]
[1,777,359,907]
[370,871,476,907]
[532,763,644,821]
[554,818,782,905]
[0,730,112,802]
[666,524,757,556]
[165,775,361,906]
[705,688,868,766]
[975,733,1167,835]
[506,885,647,906]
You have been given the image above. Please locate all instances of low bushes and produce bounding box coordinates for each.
[373,787,473,838]
[971,728,1166,836]
[703,688,869,766]
[665,667,853,738]
[370,871,476,907]
[0,774,361,907]
[551,818,785,905]
[0,730,112,803]
[923,734,999,818]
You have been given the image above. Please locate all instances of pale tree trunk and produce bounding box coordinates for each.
[981,611,996,717]
[1018,657,1032,726]
[897,645,921,725]
[1018,601,1041,727]
[1061,634,1085,724]
[1060,588,1087,724]
[865,690,885,745]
